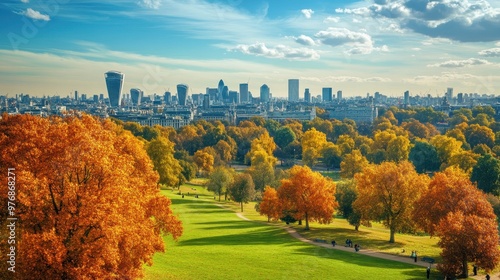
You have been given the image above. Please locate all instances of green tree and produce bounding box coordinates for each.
[274,126,296,149]
[409,141,440,173]
[207,167,235,201]
[471,154,500,195]
[229,173,256,212]
[322,142,342,169]
[335,180,361,230]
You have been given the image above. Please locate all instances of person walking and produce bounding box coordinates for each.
[426,266,430,279]
[414,251,418,262]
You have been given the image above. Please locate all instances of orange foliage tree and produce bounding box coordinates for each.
[277,166,337,230]
[413,167,500,278]
[0,114,182,280]
[353,161,429,243]
[258,186,281,222]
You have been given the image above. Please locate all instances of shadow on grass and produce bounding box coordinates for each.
[178,226,294,246]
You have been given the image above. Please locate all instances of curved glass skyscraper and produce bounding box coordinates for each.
[105,71,124,107]
[130,88,143,105]
[177,84,189,106]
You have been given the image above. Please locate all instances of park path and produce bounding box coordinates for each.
[215,203,499,279]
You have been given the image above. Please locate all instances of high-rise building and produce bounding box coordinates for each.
[130,88,143,105]
[288,79,299,101]
[229,90,239,104]
[217,79,225,101]
[104,71,124,107]
[446,87,453,102]
[322,87,333,102]
[240,83,249,103]
[74,90,78,101]
[222,86,229,101]
[404,90,410,106]
[260,84,270,103]
[164,91,172,104]
[304,88,311,103]
[337,90,343,101]
[177,84,189,106]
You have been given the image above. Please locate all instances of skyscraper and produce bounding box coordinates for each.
[304,88,311,103]
[217,79,225,101]
[322,87,333,102]
[240,83,249,103]
[260,84,270,103]
[446,87,453,102]
[404,90,410,106]
[337,90,343,101]
[104,71,124,107]
[130,88,143,105]
[177,84,189,106]
[288,79,299,101]
[164,91,172,104]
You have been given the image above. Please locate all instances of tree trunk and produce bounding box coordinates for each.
[305,212,310,230]
[389,228,395,243]
[355,225,359,231]
[240,202,243,212]
[298,219,302,225]
[461,254,468,278]
[218,192,221,202]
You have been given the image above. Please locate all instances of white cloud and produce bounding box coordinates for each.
[20,0,29,3]
[324,16,340,23]
[315,27,375,55]
[22,8,50,21]
[294,35,317,46]
[231,43,320,61]
[421,38,453,46]
[138,0,162,9]
[301,9,314,19]
[428,58,491,68]
[412,47,422,51]
[479,48,500,57]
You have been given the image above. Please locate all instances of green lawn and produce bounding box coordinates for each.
[143,190,438,280]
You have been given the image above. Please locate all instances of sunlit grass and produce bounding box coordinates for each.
[144,189,438,280]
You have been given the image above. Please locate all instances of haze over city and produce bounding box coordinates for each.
[1,0,500,98]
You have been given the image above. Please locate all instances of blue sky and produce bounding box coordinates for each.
[1,0,500,98]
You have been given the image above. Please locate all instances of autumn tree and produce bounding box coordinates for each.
[430,135,463,168]
[258,186,281,222]
[206,166,235,201]
[322,142,342,169]
[302,128,327,166]
[147,136,183,187]
[387,135,411,162]
[340,150,369,179]
[278,166,338,230]
[194,148,215,175]
[0,114,182,279]
[465,124,495,148]
[413,167,500,278]
[229,173,256,212]
[353,161,429,243]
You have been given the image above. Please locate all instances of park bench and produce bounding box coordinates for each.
[313,238,327,243]
[421,256,435,263]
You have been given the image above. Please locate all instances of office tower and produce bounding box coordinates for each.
[446,87,453,102]
[240,83,249,103]
[203,94,210,109]
[304,88,311,103]
[229,90,239,104]
[93,95,99,103]
[164,91,172,104]
[322,87,333,102]
[404,90,410,106]
[130,88,143,105]
[74,90,78,101]
[104,71,124,107]
[206,88,218,101]
[177,84,189,106]
[81,94,87,101]
[222,86,229,101]
[288,79,299,101]
[100,94,104,101]
[217,79,225,101]
[260,84,270,103]
[337,90,343,101]
[457,93,464,104]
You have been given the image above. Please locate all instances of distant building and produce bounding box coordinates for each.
[337,90,343,101]
[404,90,410,106]
[328,105,378,123]
[260,84,270,103]
[229,90,239,104]
[164,91,172,104]
[322,88,333,103]
[288,79,299,101]
[240,83,249,103]
[177,84,189,106]
[105,71,124,107]
[304,88,311,103]
[217,79,225,101]
[130,88,143,106]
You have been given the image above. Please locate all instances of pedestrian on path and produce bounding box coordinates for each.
[426,266,430,279]
[414,251,418,262]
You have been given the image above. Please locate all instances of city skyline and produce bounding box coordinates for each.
[1,0,500,98]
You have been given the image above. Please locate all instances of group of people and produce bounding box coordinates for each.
[410,250,418,262]
[330,239,360,252]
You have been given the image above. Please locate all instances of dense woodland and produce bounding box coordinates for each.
[2,105,500,278]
